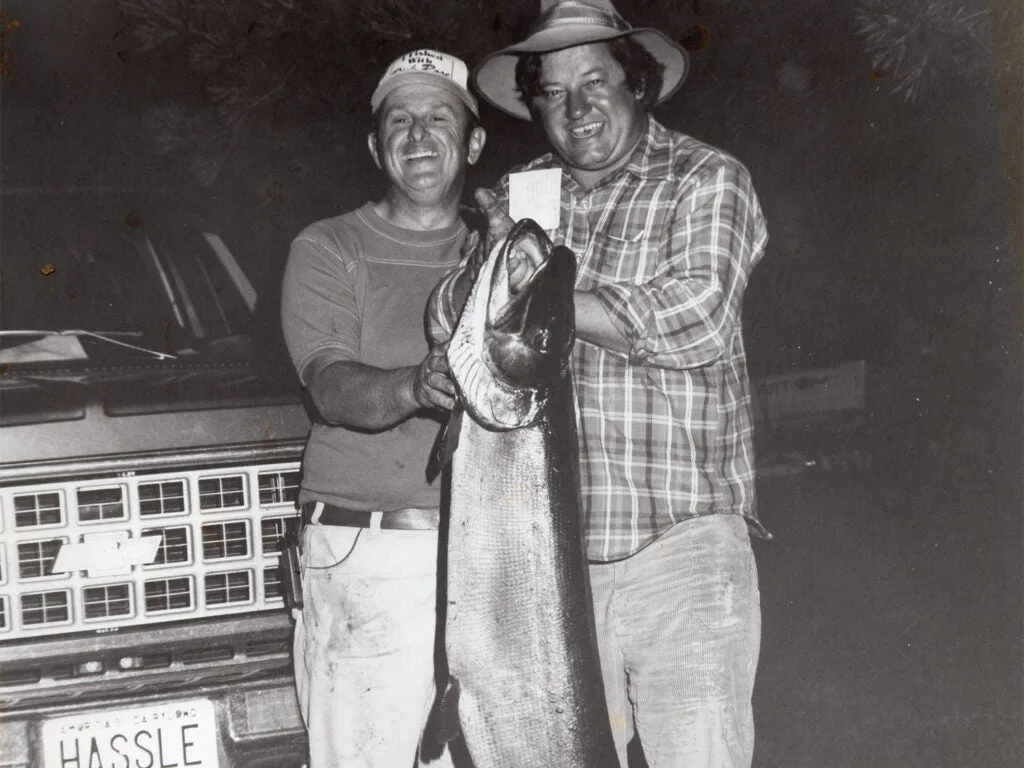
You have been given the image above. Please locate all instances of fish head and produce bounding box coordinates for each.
[486,224,576,389]
[448,218,576,431]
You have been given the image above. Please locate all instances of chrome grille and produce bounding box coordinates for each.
[17,539,64,579]
[76,486,127,523]
[144,575,194,614]
[138,480,188,517]
[198,475,246,511]
[82,583,133,620]
[145,525,191,565]
[21,590,72,627]
[205,570,253,607]
[202,521,250,560]
[260,516,298,554]
[13,491,64,528]
[0,461,301,639]
[263,566,283,602]
[258,470,301,506]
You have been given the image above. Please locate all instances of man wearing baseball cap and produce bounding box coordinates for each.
[429,2,769,766]
[281,48,484,768]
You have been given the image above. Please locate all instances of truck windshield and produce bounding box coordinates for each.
[0,193,302,424]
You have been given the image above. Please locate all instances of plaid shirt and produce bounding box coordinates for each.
[431,117,769,561]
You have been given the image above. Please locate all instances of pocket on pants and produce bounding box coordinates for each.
[301,523,363,570]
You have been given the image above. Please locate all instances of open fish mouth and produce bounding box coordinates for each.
[489,230,553,329]
[447,219,575,431]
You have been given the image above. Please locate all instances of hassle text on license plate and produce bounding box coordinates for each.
[42,698,219,768]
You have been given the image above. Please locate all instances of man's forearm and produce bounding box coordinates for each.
[308,360,419,430]
[574,290,630,354]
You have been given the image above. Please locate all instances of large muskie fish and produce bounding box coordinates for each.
[423,219,619,767]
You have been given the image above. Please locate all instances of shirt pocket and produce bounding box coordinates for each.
[579,228,659,289]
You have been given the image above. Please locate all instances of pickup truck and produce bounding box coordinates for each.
[0,192,312,768]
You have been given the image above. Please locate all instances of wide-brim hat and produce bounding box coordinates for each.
[472,0,689,120]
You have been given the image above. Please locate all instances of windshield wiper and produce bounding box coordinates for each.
[0,330,177,361]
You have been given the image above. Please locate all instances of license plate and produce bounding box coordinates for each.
[42,698,219,768]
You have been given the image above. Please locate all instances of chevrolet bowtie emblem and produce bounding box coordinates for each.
[52,533,162,577]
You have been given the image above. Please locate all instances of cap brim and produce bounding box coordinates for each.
[371,73,480,119]
[472,28,689,120]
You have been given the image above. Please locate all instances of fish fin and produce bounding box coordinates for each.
[426,407,463,483]
[419,678,463,762]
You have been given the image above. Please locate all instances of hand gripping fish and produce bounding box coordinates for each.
[421,219,619,768]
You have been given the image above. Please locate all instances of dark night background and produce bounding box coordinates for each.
[1,0,1021,765]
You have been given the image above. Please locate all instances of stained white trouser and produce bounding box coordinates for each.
[292,518,453,768]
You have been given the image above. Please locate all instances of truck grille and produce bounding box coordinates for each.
[0,463,301,640]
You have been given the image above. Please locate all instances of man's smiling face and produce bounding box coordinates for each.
[369,83,483,208]
[530,42,648,190]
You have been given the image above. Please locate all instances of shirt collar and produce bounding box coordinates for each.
[623,116,673,181]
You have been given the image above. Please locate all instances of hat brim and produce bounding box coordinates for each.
[472,28,689,120]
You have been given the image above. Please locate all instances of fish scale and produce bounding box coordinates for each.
[447,402,612,766]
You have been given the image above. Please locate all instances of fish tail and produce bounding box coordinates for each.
[418,677,465,764]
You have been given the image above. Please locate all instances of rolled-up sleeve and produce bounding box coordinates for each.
[591,158,768,369]
[280,224,360,385]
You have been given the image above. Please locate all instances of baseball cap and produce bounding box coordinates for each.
[370,49,480,119]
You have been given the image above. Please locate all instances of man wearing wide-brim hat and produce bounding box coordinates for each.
[429,1,771,766]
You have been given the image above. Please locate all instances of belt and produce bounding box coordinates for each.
[299,502,439,531]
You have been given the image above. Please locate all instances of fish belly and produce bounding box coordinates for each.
[446,416,618,768]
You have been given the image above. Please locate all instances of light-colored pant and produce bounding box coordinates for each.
[292,521,453,768]
[590,515,761,768]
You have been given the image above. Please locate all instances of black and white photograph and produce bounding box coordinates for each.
[0,1,1020,767]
